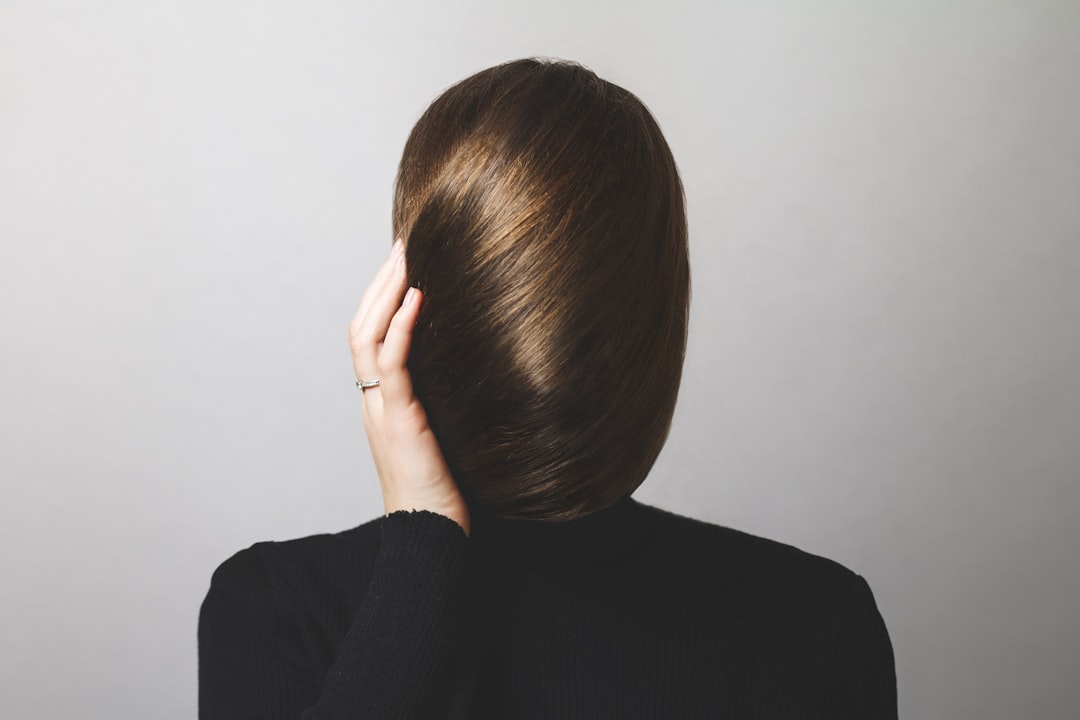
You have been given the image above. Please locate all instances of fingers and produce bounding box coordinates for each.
[348,238,424,412]
[348,239,404,351]
[349,240,407,381]
[359,251,409,350]
[379,287,421,407]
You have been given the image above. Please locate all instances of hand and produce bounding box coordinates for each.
[347,239,471,537]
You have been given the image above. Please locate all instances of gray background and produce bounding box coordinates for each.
[2,1,1077,718]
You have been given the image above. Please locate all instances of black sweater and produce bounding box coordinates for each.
[198,495,898,718]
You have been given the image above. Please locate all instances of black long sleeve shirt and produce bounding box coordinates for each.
[198,495,897,718]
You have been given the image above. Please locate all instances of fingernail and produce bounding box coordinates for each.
[391,238,403,256]
[404,287,417,306]
[395,248,406,270]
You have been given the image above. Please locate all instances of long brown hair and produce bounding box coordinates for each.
[393,58,690,521]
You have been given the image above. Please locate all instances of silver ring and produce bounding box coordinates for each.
[356,378,381,391]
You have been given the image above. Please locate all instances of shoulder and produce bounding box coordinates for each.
[634,501,871,611]
[203,515,387,621]
[636,501,891,670]
[637,502,897,712]
[638,501,860,576]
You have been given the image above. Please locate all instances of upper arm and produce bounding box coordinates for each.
[818,573,899,719]
[197,548,322,720]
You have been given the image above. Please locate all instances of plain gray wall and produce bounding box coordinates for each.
[2,1,1077,717]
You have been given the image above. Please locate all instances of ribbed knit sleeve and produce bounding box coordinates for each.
[198,509,475,720]
[819,573,899,719]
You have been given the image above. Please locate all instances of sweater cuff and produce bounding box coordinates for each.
[381,508,469,557]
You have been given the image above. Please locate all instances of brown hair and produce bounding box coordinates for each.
[393,58,689,521]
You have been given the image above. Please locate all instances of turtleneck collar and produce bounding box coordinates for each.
[468,495,650,569]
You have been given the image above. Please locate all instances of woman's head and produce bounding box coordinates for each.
[394,58,689,521]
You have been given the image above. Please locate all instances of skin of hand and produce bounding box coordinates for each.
[347,238,471,537]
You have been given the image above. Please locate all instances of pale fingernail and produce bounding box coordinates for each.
[395,249,406,270]
[391,238,403,256]
[403,287,417,306]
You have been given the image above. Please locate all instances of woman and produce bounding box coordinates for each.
[198,58,898,719]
